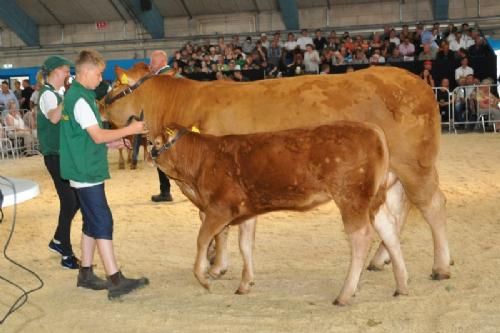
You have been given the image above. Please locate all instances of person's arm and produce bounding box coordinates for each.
[4,115,14,127]
[86,122,144,144]
[47,104,63,124]
[39,91,63,124]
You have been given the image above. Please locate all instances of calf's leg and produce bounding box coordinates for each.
[208,226,230,278]
[372,205,409,296]
[118,148,125,170]
[368,180,410,271]
[194,215,228,290]
[235,218,257,294]
[334,222,373,306]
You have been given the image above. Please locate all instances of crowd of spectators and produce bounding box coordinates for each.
[165,22,494,84]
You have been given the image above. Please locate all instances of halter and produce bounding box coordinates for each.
[150,127,188,161]
[104,73,154,106]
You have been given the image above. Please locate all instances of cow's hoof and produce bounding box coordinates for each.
[367,263,384,271]
[118,163,125,170]
[332,299,347,307]
[208,268,226,279]
[450,259,455,266]
[130,164,137,170]
[393,290,409,297]
[430,270,451,280]
[235,288,250,295]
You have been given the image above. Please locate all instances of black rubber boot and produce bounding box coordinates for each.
[151,192,173,202]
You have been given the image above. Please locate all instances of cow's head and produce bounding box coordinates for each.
[99,62,150,128]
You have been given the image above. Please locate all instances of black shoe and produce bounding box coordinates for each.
[107,271,149,299]
[151,192,173,202]
[77,267,109,290]
[48,239,64,256]
[61,255,80,269]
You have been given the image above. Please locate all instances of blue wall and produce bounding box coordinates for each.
[0,58,149,85]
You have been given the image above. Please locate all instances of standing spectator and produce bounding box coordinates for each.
[260,33,270,49]
[284,32,297,52]
[436,78,451,123]
[60,49,149,299]
[297,29,313,51]
[455,57,474,83]
[449,31,465,51]
[420,66,435,87]
[272,32,283,48]
[231,35,241,48]
[37,56,80,269]
[398,37,415,61]
[13,81,22,105]
[303,44,320,73]
[30,82,41,112]
[20,79,34,111]
[0,81,19,116]
[313,29,327,52]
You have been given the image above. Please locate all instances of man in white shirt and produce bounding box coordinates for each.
[297,29,314,51]
[455,57,474,83]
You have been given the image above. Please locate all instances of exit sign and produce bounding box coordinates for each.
[96,21,108,30]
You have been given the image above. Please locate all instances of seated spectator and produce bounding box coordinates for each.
[319,63,331,75]
[303,44,320,73]
[272,32,283,48]
[389,29,400,46]
[244,54,260,70]
[4,100,34,152]
[436,78,451,123]
[231,35,241,48]
[420,68,435,87]
[331,50,345,66]
[352,48,368,64]
[254,41,267,63]
[327,31,340,50]
[418,43,437,61]
[476,78,500,129]
[284,32,297,52]
[449,31,466,51]
[287,53,305,75]
[436,41,455,61]
[455,47,468,60]
[387,47,404,63]
[260,33,270,49]
[468,36,489,57]
[399,24,411,41]
[370,32,383,51]
[242,37,255,54]
[369,49,385,64]
[232,70,249,82]
[398,37,415,61]
[313,29,327,52]
[455,57,474,83]
[297,29,313,51]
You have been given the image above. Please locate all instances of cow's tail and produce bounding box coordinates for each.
[369,125,391,222]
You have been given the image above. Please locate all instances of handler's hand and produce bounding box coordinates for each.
[128,120,147,135]
[106,139,127,149]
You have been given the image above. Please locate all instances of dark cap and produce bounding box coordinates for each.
[42,55,73,73]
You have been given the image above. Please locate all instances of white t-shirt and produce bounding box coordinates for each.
[39,90,60,119]
[284,40,298,51]
[70,97,101,189]
[297,36,313,50]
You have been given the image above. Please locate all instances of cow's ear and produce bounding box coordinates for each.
[114,66,136,86]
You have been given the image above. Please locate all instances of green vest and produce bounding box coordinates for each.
[59,80,110,183]
[37,84,62,155]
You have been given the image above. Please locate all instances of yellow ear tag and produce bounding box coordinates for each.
[165,128,174,136]
[120,73,129,85]
[191,126,200,133]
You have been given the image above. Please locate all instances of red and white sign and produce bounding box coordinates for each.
[96,21,108,30]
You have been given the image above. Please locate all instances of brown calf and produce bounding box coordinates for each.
[152,122,408,305]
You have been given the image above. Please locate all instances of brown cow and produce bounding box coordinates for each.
[100,64,451,280]
[152,122,408,305]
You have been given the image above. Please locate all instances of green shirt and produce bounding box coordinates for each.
[59,80,110,183]
[37,84,62,156]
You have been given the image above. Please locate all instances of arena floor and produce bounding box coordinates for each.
[0,133,499,333]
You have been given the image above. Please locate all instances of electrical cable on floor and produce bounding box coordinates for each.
[0,176,44,325]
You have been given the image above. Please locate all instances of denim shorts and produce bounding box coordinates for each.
[75,183,113,240]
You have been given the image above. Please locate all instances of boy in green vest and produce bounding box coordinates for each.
[60,49,149,299]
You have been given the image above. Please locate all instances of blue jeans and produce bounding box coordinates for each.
[76,183,114,240]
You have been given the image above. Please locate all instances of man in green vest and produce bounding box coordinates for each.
[60,49,149,299]
[37,55,80,269]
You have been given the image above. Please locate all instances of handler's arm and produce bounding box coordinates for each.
[86,121,144,144]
